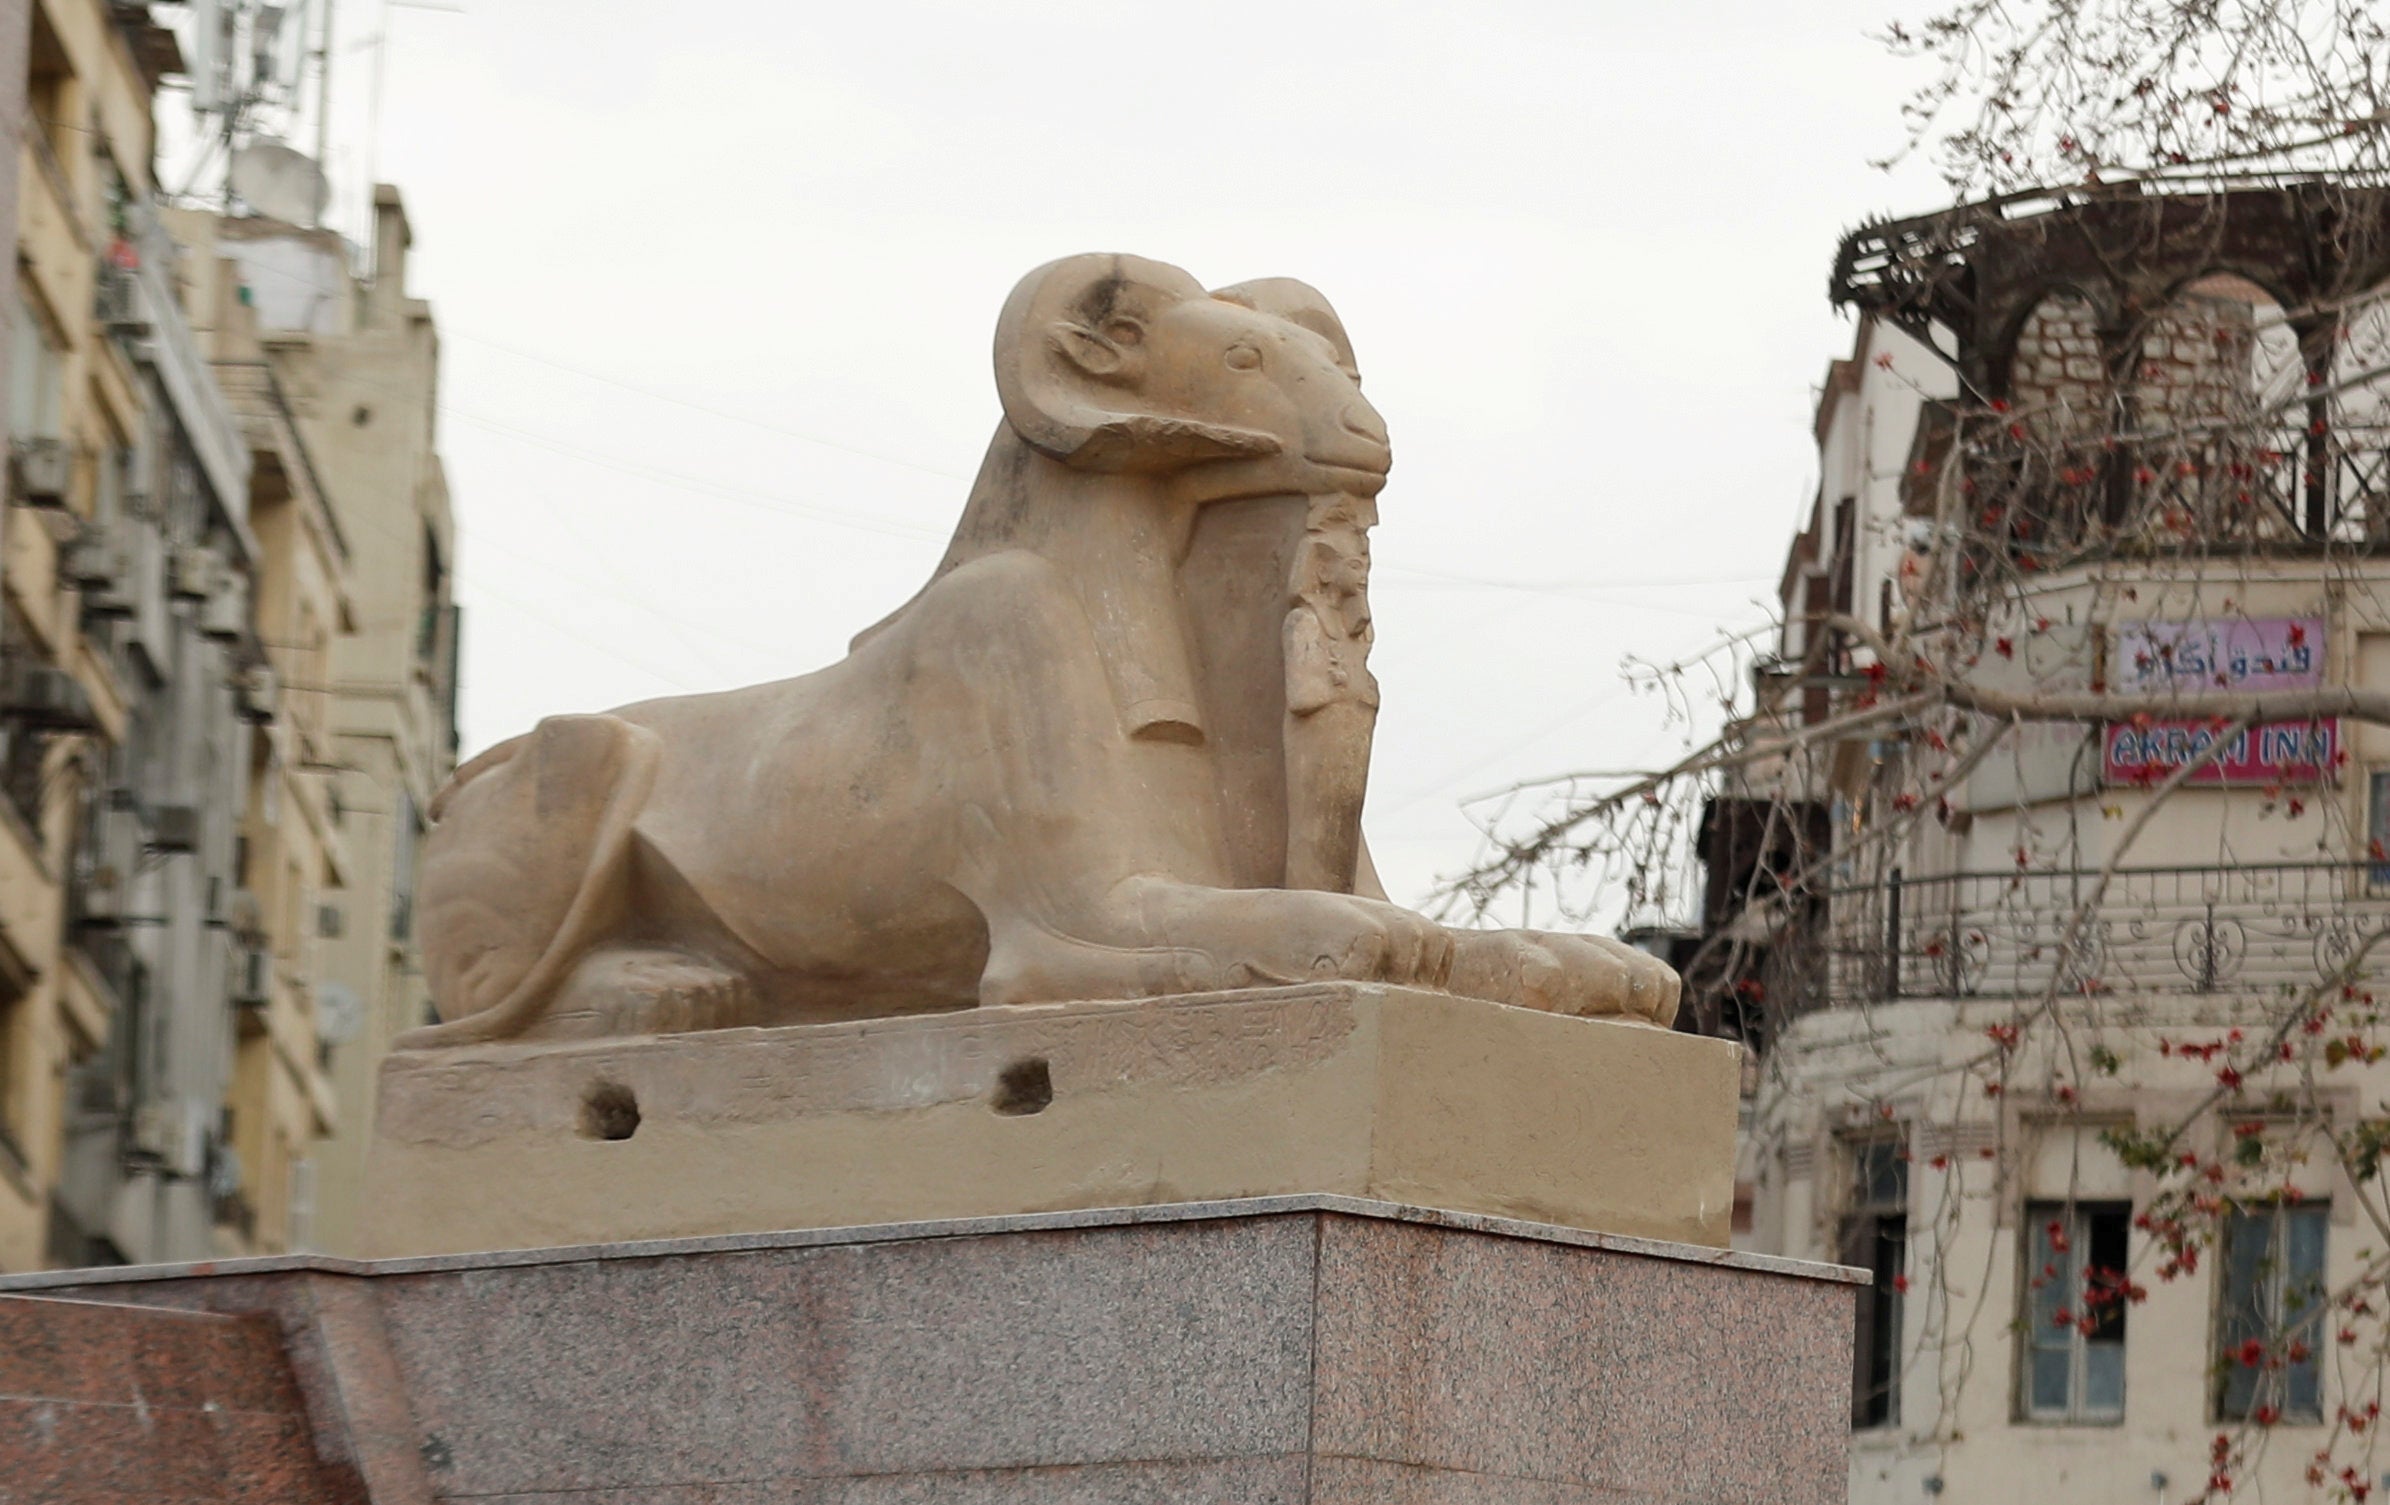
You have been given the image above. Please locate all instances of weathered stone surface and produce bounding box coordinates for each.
[362,985,1740,1256]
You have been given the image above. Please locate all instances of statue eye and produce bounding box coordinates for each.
[1224,344,1263,371]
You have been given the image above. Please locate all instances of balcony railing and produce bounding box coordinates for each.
[2130,432,2390,543]
[1812,863,2390,1006]
[1948,424,2390,554]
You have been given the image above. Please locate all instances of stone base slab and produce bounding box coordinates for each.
[0,1197,1863,1505]
[362,984,1740,1257]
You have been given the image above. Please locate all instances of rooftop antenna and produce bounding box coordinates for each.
[180,0,324,218]
[312,0,333,183]
[359,1,460,259]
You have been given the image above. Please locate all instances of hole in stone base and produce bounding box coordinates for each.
[991,1057,1054,1116]
[580,1081,641,1141]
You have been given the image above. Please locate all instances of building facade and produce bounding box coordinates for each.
[0,0,453,1272]
[1710,187,2390,1502]
[0,0,264,1271]
[193,188,458,1258]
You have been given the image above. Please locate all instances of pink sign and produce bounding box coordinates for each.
[2114,617,2323,693]
[2102,718,2339,787]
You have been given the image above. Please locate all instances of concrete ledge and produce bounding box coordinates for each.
[360,984,1742,1257]
[0,1195,1867,1293]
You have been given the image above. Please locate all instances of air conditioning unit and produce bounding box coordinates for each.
[1,663,97,732]
[127,1097,205,1178]
[230,944,270,1008]
[95,264,147,332]
[238,663,279,725]
[65,528,131,615]
[126,1102,176,1164]
[223,885,264,940]
[75,874,124,926]
[75,804,142,927]
[169,545,219,599]
[147,803,200,853]
[9,438,68,508]
[199,573,249,641]
[204,1138,244,1202]
[316,903,343,939]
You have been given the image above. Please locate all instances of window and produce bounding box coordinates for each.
[0,975,25,1172]
[2370,769,2390,889]
[7,293,62,444]
[2216,1203,2328,1422]
[0,724,50,833]
[1842,1137,1908,1427]
[2021,1202,2131,1422]
[389,793,420,940]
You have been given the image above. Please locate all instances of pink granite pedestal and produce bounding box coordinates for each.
[0,1196,1863,1504]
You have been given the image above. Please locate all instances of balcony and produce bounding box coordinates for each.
[1809,862,2390,1007]
[1939,423,2390,564]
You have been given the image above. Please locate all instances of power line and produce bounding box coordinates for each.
[441,404,947,544]
[436,334,1774,602]
[447,328,973,483]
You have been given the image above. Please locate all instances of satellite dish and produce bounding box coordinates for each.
[315,981,366,1046]
[229,139,330,227]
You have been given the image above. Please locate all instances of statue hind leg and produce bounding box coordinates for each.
[400,714,663,1046]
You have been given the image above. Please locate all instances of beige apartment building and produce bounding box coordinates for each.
[193,187,459,1258]
[165,210,357,1253]
[0,0,196,1270]
[1696,185,2390,1503]
[0,0,453,1272]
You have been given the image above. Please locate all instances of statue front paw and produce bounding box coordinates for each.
[1446,928,1679,1026]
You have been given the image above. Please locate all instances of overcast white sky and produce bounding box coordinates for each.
[307,0,1955,914]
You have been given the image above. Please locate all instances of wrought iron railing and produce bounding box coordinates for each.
[1812,863,2390,1006]
[2129,433,2390,542]
[1957,430,2390,552]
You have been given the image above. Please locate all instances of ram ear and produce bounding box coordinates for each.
[1212,277,1357,375]
[995,253,1282,471]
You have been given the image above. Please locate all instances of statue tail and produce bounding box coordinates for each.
[397,715,662,1048]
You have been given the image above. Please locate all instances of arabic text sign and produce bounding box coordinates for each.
[2114,617,2323,693]
[2101,717,2339,787]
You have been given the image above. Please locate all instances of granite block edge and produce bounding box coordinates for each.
[0,1193,1868,1292]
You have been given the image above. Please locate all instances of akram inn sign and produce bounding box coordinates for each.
[2102,717,2339,787]
[2101,616,2336,787]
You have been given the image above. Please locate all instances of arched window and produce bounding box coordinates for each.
[2327,277,2390,537]
[2130,274,2304,541]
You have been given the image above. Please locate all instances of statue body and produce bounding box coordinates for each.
[409,255,1676,1044]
